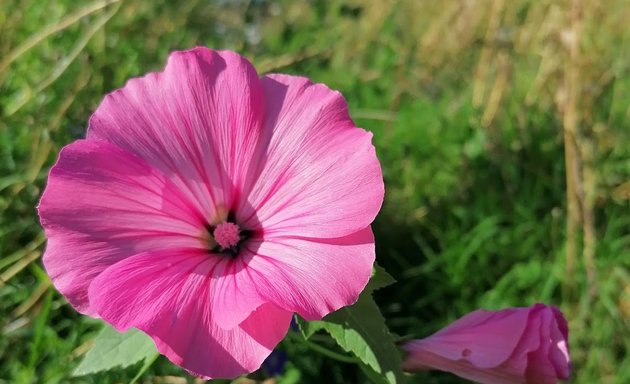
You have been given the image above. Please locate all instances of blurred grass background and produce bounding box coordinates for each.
[1,0,629,383]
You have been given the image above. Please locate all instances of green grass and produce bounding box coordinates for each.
[1,0,629,383]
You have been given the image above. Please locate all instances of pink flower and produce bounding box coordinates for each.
[403,304,571,384]
[38,47,384,379]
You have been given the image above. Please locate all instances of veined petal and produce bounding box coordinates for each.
[548,307,571,379]
[160,302,292,379]
[208,255,268,330]
[38,140,205,314]
[88,249,213,330]
[525,307,565,384]
[241,228,375,320]
[403,304,571,384]
[238,74,384,238]
[88,250,292,379]
[87,47,265,220]
[402,348,528,384]
[497,306,543,376]
[419,307,531,368]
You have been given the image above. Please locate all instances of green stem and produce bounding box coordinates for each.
[287,332,358,364]
[130,352,159,384]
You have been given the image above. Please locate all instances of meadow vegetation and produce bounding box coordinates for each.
[0,0,628,383]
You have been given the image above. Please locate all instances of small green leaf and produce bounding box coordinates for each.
[73,324,159,377]
[300,265,405,384]
[368,264,396,292]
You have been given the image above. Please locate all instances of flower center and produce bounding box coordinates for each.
[213,221,241,249]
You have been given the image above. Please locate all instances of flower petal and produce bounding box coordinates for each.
[241,227,375,320]
[87,47,265,220]
[38,140,204,314]
[415,307,531,368]
[403,304,571,384]
[495,306,543,376]
[402,347,527,384]
[88,250,292,379]
[549,306,571,379]
[238,74,383,238]
[525,306,569,384]
[209,255,268,329]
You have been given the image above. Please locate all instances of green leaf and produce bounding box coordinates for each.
[299,265,405,384]
[367,264,396,293]
[73,324,159,377]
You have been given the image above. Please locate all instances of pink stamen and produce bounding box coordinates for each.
[214,222,241,249]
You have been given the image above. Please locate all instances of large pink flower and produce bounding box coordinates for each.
[38,47,384,379]
[403,304,571,384]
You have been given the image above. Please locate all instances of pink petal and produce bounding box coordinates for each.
[87,47,265,221]
[402,347,527,384]
[497,306,543,376]
[238,74,384,238]
[549,306,571,379]
[417,307,531,368]
[241,227,375,320]
[208,253,268,329]
[38,140,204,314]
[525,306,570,384]
[404,305,572,384]
[88,250,292,379]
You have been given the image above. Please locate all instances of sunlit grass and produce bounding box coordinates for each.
[0,0,628,383]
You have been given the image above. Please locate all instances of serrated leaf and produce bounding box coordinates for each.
[300,265,405,384]
[368,264,396,292]
[73,324,159,376]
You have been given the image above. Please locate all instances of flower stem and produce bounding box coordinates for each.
[287,332,358,364]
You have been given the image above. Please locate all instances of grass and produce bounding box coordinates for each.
[1,0,629,383]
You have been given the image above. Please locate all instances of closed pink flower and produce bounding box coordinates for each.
[38,47,383,379]
[403,304,571,384]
